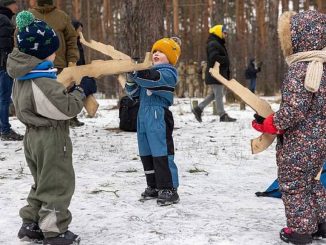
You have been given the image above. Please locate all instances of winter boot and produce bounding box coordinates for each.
[157,188,180,206]
[43,230,80,245]
[313,222,326,239]
[18,222,44,243]
[220,113,236,122]
[280,227,312,244]
[69,117,84,127]
[192,106,202,123]
[1,129,23,141]
[141,186,158,200]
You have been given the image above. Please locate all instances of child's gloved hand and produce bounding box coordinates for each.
[80,76,97,96]
[252,113,284,134]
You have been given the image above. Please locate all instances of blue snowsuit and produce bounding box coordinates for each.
[125,64,179,189]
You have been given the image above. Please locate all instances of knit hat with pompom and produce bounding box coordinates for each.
[16,11,59,59]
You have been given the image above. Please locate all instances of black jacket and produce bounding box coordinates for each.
[76,37,86,66]
[0,6,14,69]
[205,34,230,85]
[245,59,261,79]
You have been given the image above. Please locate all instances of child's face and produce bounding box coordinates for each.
[152,51,169,65]
[45,53,56,62]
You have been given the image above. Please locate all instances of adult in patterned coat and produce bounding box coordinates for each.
[0,0,23,140]
[252,10,326,244]
[29,0,79,71]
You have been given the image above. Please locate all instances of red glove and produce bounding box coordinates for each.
[252,113,284,134]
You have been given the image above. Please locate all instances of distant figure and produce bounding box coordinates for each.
[245,58,261,93]
[192,24,236,122]
[176,61,186,97]
[0,0,23,141]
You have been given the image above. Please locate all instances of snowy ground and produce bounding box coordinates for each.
[0,98,325,245]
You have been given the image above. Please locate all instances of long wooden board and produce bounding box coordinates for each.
[57,53,152,116]
[209,62,276,154]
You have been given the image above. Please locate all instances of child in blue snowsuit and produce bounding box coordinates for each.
[125,37,181,206]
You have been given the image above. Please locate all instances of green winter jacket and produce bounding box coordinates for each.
[29,5,79,69]
[6,48,84,127]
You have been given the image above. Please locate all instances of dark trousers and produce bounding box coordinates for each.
[0,69,13,134]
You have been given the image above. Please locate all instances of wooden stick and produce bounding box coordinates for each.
[57,53,152,116]
[57,52,152,87]
[79,32,131,60]
[209,62,276,154]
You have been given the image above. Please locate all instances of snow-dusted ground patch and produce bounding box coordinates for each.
[0,98,324,245]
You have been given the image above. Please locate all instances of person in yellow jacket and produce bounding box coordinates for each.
[29,0,79,72]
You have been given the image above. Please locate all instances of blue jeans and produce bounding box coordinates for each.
[248,78,256,93]
[0,69,13,134]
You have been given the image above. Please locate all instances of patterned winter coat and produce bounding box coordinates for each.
[274,11,326,184]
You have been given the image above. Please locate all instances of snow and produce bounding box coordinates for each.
[0,98,324,245]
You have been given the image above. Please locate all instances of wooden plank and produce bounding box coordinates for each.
[209,62,276,154]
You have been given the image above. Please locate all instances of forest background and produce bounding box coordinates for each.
[15,0,326,98]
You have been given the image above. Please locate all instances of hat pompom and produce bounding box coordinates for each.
[16,11,35,31]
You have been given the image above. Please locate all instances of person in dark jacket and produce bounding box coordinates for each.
[0,0,23,141]
[245,58,261,93]
[192,24,236,123]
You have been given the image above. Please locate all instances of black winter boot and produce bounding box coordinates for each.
[313,222,326,239]
[1,129,23,141]
[69,117,84,127]
[220,113,236,122]
[157,188,180,206]
[192,106,202,122]
[280,227,312,244]
[18,222,44,243]
[141,186,158,200]
[43,230,80,245]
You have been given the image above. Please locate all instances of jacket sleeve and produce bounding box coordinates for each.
[132,68,176,100]
[273,67,313,130]
[125,81,140,97]
[63,13,79,63]
[207,42,229,66]
[0,15,13,50]
[32,78,84,120]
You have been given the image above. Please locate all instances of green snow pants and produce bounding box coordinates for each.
[19,122,75,238]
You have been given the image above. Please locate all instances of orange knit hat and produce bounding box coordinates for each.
[151,37,181,65]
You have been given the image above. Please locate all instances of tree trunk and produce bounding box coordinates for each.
[317,0,326,13]
[173,0,179,35]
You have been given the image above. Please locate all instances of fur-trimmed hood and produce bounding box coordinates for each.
[278,10,325,57]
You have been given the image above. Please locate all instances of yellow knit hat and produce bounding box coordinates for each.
[151,37,181,65]
[209,24,227,39]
